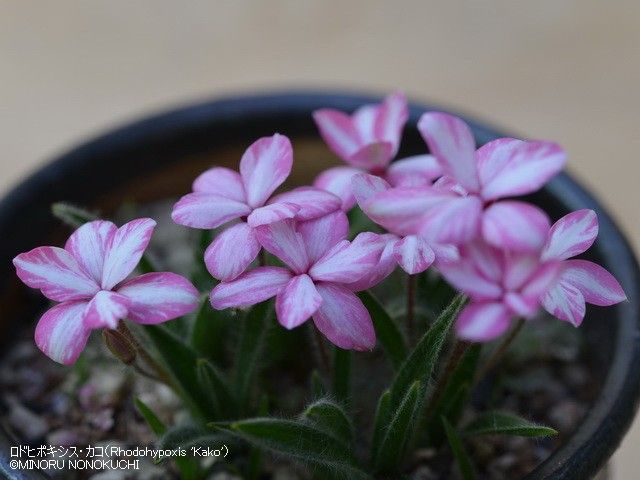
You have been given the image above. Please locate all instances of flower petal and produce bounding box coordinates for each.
[240,134,293,207]
[393,235,435,274]
[13,247,99,302]
[192,166,246,202]
[482,201,551,252]
[373,91,409,157]
[247,202,300,228]
[438,253,502,301]
[479,140,566,201]
[117,272,199,324]
[275,274,322,329]
[254,220,309,274]
[476,138,524,187]
[560,260,626,306]
[386,155,442,187]
[456,302,511,342]
[312,283,375,350]
[35,301,91,365]
[171,192,251,229]
[542,280,586,326]
[313,109,361,162]
[541,209,598,261]
[347,142,395,169]
[270,187,341,221]
[417,112,479,192]
[210,267,292,309]
[101,218,156,290]
[65,220,117,283]
[314,166,362,210]
[83,290,131,329]
[204,222,261,281]
[352,173,390,204]
[309,232,384,283]
[298,210,349,264]
[419,195,483,244]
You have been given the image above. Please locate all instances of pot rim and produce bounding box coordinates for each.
[0,90,639,480]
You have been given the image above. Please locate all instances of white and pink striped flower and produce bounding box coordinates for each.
[210,211,389,350]
[313,92,442,209]
[172,134,341,281]
[13,219,199,364]
[540,209,626,326]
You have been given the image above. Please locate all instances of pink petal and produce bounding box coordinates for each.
[270,187,341,221]
[352,173,390,204]
[192,167,246,202]
[482,201,551,252]
[504,292,540,318]
[386,155,442,187]
[560,260,626,306]
[393,235,435,274]
[476,138,525,187]
[462,242,503,284]
[204,222,261,281]
[83,290,131,329]
[298,210,349,264]
[312,283,376,350]
[210,267,292,309]
[417,112,480,192]
[344,234,397,291]
[314,166,362,210]
[65,220,117,284]
[438,255,502,301]
[456,302,511,342]
[247,202,299,228]
[240,134,293,208]
[347,142,395,169]
[479,140,566,201]
[275,274,322,329]
[254,220,309,274]
[373,91,409,157]
[419,195,483,244]
[101,218,156,290]
[13,247,99,302]
[309,232,384,283]
[520,261,562,300]
[117,272,199,324]
[35,301,91,365]
[542,209,598,261]
[313,109,361,162]
[542,280,586,327]
[171,192,250,229]
[431,243,460,265]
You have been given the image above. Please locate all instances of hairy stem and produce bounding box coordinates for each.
[311,327,330,374]
[406,274,416,342]
[425,340,471,418]
[476,318,526,382]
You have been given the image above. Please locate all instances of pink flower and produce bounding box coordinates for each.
[313,93,442,209]
[438,241,561,342]
[172,134,341,281]
[540,209,626,326]
[13,219,199,364]
[414,112,567,251]
[210,211,389,350]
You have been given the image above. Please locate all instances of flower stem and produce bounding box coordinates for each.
[425,340,471,418]
[406,274,416,342]
[311,327,330,373]
[476,318,526,382]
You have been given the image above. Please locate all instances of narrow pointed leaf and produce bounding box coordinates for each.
[442,417,476,480]
[217,418,368,480]
[197,358,236,419]
[191,294,231,362]
[359,290,408,368]
[51,202,98,228]
[371,390,391,460]
[463,411,558,437]
[333,348,351,402]
[303,398,354,446]
[373,381,421,473]
[159,424,226,451]
[134,397,166,435]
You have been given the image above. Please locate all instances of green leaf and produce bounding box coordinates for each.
[442,417,476,480]
[234,301,272,414]
[463,411,558,437]
[389,294,466,408]
[303,398,354,446]
[216,418,368,479]
[359,291,408,369]
[134,397,166,436]
[373,381,421,474]
[51,202,97,228]
[191,294,231,362]
[197,359,236,419]
[425,344,481,445]
[159,424,226,451]
[370,390,391,461]
[332,348,351,402]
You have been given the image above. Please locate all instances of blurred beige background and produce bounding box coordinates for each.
[1,1,638,477]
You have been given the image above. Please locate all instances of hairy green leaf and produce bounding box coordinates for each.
[197,358,236,419]
[359,290,408,369]
[442,417,476,480]
[463,411,558,437]
[371,390,391,461]
[134,397,166,436]
[303,398,354,446]
[51,202,97,228]
[191,294,231,362]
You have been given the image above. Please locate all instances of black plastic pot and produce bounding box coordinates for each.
[0,92,638,479]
